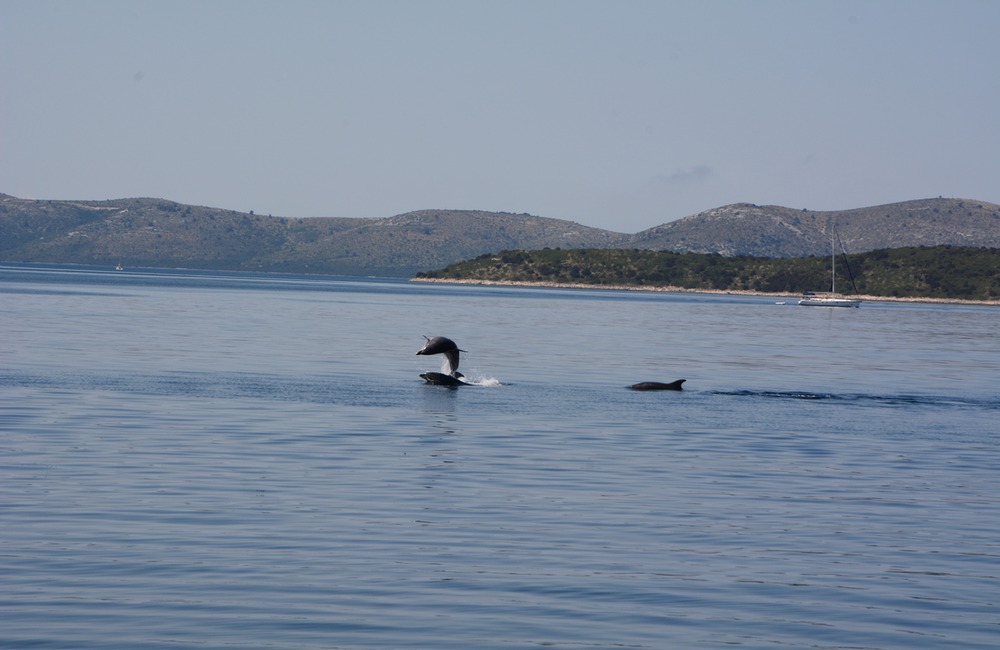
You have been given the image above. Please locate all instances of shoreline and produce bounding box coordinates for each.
[410,277,1000,306]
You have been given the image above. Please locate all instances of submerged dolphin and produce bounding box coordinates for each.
[420,371,470,387]
[416,335,464,376]
[628,379,686,391]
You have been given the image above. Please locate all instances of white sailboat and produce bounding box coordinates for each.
[798,230,861,308]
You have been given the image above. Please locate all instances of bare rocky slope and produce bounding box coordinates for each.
[622,199,1000,256]
[0,196,619,276]
[2,193,997,276]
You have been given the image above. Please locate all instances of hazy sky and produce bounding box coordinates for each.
[3,0,998,233]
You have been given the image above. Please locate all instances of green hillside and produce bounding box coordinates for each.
[416,246,1000,301]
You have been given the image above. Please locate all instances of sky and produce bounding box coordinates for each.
[2,0,999,233]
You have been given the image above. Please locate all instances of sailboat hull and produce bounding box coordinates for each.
[798,295,861,307]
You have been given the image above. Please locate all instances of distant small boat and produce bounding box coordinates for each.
[798,229,861,308]
[115,262,124,271]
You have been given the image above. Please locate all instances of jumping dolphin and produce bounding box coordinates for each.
[416,336,464,376]
[628,379,686,391]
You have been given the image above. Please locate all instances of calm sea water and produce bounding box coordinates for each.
[2,263,998,650]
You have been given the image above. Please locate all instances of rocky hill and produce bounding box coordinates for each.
[622,198,1000,256]
[2,193,998,276]
[0,195,619,276]
[268,209,623,275]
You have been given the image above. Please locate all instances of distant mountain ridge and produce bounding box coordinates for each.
[626,199,1000,256]
[0,195,618,276]
[2,193,998,276]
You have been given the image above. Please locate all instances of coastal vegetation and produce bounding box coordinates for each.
[415,246,1000,301]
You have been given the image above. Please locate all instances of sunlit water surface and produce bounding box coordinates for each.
[2,264,998,649]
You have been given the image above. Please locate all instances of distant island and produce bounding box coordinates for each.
[415,246,1000,303]
[2,193,998,283]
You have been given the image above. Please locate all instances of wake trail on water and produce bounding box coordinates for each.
[713,388,1000,410]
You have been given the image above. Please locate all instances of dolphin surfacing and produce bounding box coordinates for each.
[416,335,464,376]
[420,371,470,387]
[628,379,686,391]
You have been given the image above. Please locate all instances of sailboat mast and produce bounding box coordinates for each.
[831,231,836,293]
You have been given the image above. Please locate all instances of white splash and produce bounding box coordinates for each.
[450,367,503,387]
[423,358,501,386]
[468,376,503,387]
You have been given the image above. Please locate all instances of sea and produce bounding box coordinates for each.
[2,262,998,650]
